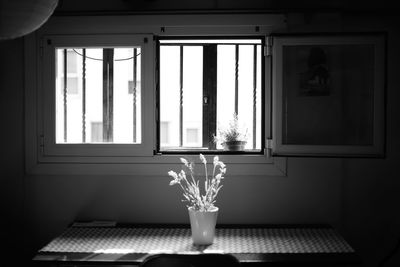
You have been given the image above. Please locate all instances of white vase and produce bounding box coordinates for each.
[188,206,218,245]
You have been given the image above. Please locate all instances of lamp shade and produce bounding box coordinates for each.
[0,0,58,40]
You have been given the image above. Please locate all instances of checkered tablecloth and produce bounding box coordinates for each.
[40,227,354,254]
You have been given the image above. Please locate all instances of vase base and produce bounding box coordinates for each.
[188,207,218,247]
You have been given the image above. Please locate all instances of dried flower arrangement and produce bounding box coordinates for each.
[168,154,226,212]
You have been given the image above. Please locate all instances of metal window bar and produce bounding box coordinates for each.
[82,48,86,143]
[202,45,217,150]
[103,49,114,142]
[133,48,137,143]
[179,45,183,147]
[63,49,67,143]
[235,44,239,115]
[253,45,257,149]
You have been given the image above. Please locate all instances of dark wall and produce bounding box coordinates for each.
[340,14,400,267]
[0,2,400,267]
[54,0,399,13]
[0,38,25,260]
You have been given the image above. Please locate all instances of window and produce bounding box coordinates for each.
[25,14,289,175]
[39,34,154,157]
[158,38,264,154]
[55,47,142,144]
[271,34,385,157]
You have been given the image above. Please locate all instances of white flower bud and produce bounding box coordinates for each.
[168,170,178,179]
[213,156,219,165]
[179,170,186,181]
[199,153,207,164]
[180,158,189,167]
[169,179,178,186]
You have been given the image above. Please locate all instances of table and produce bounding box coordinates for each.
[32,223,361,266]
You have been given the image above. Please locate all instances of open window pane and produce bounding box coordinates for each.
[159,38,263,153]
[272,34,385,157]
[55,47,141,144]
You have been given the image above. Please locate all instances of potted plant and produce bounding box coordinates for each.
[168,154,227,245]
[214,112,248,151]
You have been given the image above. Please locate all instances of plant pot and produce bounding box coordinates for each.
[222,141,247,151]
[188,207,218,245]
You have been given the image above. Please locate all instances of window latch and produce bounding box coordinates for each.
[203,96,209,105]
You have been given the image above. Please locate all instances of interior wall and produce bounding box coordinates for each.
[1,4,399,267]
[24,158,343,252]
[54,0,399,12]
[0,38,25,260]
[340,15,400,267]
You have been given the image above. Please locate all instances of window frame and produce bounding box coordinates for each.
[156,36,266,155]
[41,34,155,157]
[271,33,386,157]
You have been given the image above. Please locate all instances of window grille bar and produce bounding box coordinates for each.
[235,44,239,115]
[63,49,67,143]
[103,49,114,142]
[133,48,137,143]
[253,45,257,149]
[202,45,217,150]
[82,48,86,143]
[179,45,183,147]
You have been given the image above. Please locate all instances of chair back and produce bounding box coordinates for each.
[140,253,241,267]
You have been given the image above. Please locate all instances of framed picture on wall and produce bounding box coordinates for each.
[298,46,331,97]
[271,33,386,157]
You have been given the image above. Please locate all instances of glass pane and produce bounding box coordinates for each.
[114,48,141,143]
[182,46,203,147]
[217,45,236,147]
[216,45,262,150]
[55,47,142,144]
[160,46,181,148]
[85,49,103,143]
[282,44,374,145]
[160,46,203,148]
[159,39,263,152]
[237,45,261,150]
[255,45,262,149]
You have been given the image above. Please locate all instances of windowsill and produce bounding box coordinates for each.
[158,149,264,155]
[27,153,287,176]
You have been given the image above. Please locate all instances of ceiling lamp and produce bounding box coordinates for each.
[0,0,58,40]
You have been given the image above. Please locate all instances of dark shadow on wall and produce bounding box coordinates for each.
[0,37,26,264]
